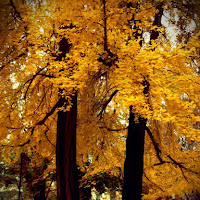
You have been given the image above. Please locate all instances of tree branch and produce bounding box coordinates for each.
[35,98,61,126]
[19,140,30,147]
[143,172,164,192]
[24,66,48,99]
[103,0,108,51]
[45,178,54,199]
[146,127,199,182]
[44,124,55,147]
[44,130,55,147]
[10,0,22,20]
[97,89,118,118]
[2,139,30,148]
[99,126,127,132]
[146,126,163,163]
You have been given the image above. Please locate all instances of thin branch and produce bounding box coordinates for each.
[154,161,171,166]
[99,126,127,132]
[143,172,164,192]
[24,67,48,99]
[44,130,55,147]
[167,155,199,175]
[103,0,108,51]
[146,127,199,182]
[34,85,52,113]
[146,126,163,163]
[35,98,61,126]
[38,73,55,78]
[44,124,55,147]
[10,0,22,20]
[97,89,119,118]
[93,85,117,110]
[2,127,34,148]
[2,139,30,148]
[19,139,30,147]
[45,178,54,199]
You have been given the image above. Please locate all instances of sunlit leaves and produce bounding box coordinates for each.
[0,0,200,198]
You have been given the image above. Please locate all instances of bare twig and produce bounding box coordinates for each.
[44,124,55,147]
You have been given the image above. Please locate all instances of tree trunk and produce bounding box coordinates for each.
[122,106,146,200]
[79,187,92,200]
[56,91,79,200]
[122,3,163,199]
[33,180,46,200]
[18,153,24,200]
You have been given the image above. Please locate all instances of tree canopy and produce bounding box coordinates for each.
[0,0,200,199]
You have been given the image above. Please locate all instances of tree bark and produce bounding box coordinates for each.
[122,107,146,200]
[56,91,79,200]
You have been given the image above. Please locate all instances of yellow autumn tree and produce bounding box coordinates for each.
[0,0,132,198]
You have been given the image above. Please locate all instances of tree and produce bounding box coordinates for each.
[0,0,120,198]
[122,2,163,199]
[0,1,88,199]
[110,1,200,199]
[76,1,200,199]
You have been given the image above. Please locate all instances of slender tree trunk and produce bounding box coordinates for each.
[122,107,146,200]
[18,153,24,200]
[56,91,79,200]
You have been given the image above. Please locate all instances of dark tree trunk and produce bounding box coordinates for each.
[20,153,47,200]
[79,187,92,200]
[33,180,46,200]
[55,37,79,200]
[32,159,48,200]
[56,91,79,200]
[122,106,147,200]
[18,153,24,200]
[122,3,163,200]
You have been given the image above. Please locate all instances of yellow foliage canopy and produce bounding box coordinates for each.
[0,0,199,198]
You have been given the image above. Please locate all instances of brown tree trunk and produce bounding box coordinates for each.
[55,37,79,200]
[56,91,79,200]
